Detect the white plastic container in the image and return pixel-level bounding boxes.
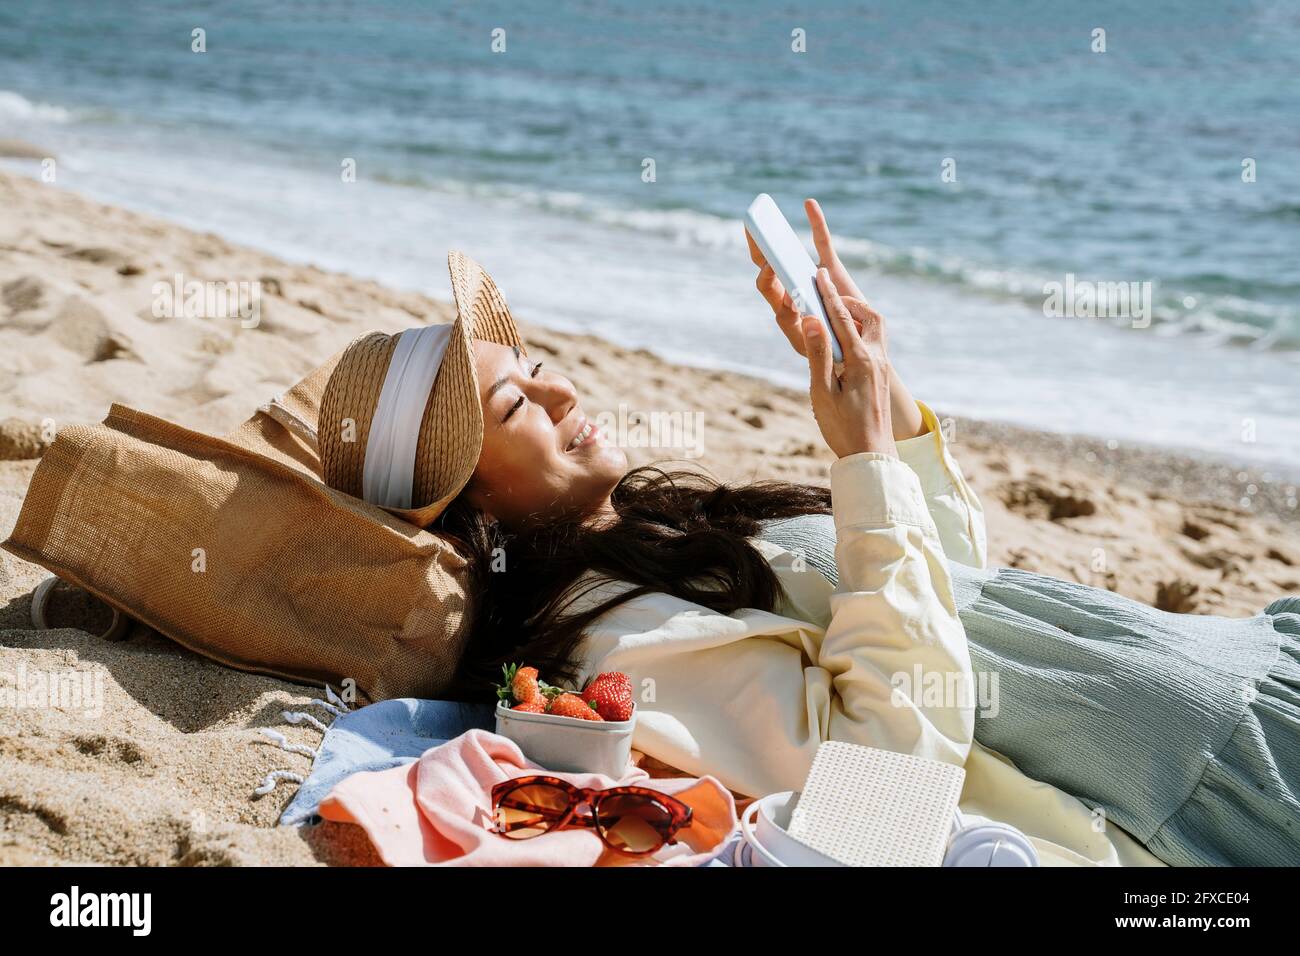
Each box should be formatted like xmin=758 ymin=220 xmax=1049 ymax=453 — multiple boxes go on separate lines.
xmin=494 ymin=702 xmax=636 ymax=778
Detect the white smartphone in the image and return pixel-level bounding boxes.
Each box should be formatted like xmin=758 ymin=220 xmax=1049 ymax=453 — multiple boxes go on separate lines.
xmin=744 ymin=193 xmax=843 ymax=363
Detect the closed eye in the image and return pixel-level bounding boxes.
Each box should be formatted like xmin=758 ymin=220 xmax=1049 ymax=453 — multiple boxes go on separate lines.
xmin=501 ymin=360 xmax=542 ymax=423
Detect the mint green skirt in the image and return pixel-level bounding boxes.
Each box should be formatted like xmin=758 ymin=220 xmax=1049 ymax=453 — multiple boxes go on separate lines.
xmin=955 ymin=570 xmax=1300 ymax=867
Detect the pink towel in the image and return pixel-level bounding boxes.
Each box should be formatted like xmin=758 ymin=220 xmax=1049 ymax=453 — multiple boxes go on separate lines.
xmin=318 ymin=729 xmax=738 ymax=866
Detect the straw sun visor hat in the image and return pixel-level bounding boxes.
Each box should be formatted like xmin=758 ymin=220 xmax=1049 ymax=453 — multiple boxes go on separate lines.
xmin=319 ymin=251 xmax=525 ymax=526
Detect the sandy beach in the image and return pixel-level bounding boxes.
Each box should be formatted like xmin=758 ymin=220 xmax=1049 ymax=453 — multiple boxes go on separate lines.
xmin=1 ymin=169 xmax=1297 ymax=865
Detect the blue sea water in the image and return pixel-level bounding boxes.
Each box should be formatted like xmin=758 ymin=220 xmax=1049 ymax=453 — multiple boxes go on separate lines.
xmin=1 ymin=0 xmax=1297 ymax=471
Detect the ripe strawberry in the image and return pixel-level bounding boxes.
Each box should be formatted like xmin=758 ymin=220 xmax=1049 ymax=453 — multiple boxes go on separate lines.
xmin=547 ymin=692 xmax=604 ymax=721
xmin=511 ymin=698 xmax=547 ymax=713
xmin=496 ymin=663 xmax=543 ymax=707
xmin=581 ymin=672 xmax=634 ymax=721
xmin=512 ymin=665 xmax=541 ymax=704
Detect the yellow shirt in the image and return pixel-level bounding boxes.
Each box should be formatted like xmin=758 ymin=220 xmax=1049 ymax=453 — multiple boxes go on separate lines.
xmin=572 ymin=402 xmax=1163 ymax=867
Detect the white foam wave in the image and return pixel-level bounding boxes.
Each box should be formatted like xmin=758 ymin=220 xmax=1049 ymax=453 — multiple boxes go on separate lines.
xmin=0 ymin=89 xmax=73 ymax=124
xmin=400 ymin=176 xmax=1296 ymax=347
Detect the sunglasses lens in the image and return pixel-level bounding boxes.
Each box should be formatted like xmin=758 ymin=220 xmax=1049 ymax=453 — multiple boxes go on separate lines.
xmin=596 ymin=794 xmax=676 ymax=853
xmin=495 ymin=783 xmax=571 ymax=840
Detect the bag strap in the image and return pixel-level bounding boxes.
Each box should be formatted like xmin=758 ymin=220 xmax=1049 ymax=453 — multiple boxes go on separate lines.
xmin=31 ymin=574 xmax=131 ymax=641
xmin=257 ymin=394 xmax=320 ymax=453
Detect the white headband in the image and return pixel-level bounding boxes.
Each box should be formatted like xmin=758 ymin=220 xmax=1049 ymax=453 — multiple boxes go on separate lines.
xmin=362 ymin=324 xmax=454 ymax=510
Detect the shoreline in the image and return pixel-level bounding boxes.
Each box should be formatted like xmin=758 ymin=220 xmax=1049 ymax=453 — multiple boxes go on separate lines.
xmin=2 ymin=151 xmax=1296 ymax=476
xmin=4 ymin=161 xmax=1297 ymax=499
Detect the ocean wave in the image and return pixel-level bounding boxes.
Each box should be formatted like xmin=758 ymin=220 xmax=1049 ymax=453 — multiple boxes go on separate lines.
xmin=375 ymin=172 xmax=749 ymax=249
xmin=395 ymin=176 xmax=1300 ymax=352
xmin=0 ymin=89 xmax=73 ymax=124
xmin=829 ymin=236 xmax=1300 ymax=351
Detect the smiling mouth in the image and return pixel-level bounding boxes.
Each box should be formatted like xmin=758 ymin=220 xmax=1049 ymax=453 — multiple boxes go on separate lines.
xmin=566 ymin=417 xmax=597 ymax=452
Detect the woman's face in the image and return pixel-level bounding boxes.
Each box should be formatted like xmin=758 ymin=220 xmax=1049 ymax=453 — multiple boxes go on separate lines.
xmin=465 ymin=339 xmax=627 ymax=528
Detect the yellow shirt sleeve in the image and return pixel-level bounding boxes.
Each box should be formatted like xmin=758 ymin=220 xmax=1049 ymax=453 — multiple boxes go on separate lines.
xmin=894 ymin=400 xmax=988 ymax=569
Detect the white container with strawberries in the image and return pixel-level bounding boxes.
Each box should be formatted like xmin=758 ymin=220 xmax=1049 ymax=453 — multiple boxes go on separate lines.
xmin=494 ymin=664 xmax=636 ymax=779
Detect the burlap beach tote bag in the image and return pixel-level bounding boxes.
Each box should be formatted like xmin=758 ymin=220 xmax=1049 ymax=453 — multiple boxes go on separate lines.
xmin=3 ymin=382 xmax=473 ymax=704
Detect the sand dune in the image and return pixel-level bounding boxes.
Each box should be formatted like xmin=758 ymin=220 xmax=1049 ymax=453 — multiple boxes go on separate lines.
xmin=0 ymin=169 xmax=1296 ymax=864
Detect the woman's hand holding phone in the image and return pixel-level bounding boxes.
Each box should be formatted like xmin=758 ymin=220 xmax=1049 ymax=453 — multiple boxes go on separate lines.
xmin=802 ymin=269 xmax=897 ymax=460
xmin=745 ymin=198 xmax=926 ymax=443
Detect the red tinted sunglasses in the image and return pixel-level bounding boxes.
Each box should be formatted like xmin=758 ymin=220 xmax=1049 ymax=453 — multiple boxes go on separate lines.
xmin=491 ymin=775 xmax=694 ymax=856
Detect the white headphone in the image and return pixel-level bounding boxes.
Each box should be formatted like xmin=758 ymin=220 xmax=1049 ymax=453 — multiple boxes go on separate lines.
xmin=942 ymin=810 xmax=1040 ymax=867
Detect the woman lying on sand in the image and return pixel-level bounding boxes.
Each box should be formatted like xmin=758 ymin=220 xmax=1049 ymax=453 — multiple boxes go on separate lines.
xmin=317 ymin=203 xmax=1299 ymax=867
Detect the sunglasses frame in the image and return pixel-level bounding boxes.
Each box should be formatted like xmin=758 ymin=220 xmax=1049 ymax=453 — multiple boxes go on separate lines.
xmin=490 ymin=774 xmax=694 ymax=856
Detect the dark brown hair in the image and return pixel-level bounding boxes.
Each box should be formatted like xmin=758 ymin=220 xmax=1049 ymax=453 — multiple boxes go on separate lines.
xmin=436 ymin=464 xmax=830 ymax=699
